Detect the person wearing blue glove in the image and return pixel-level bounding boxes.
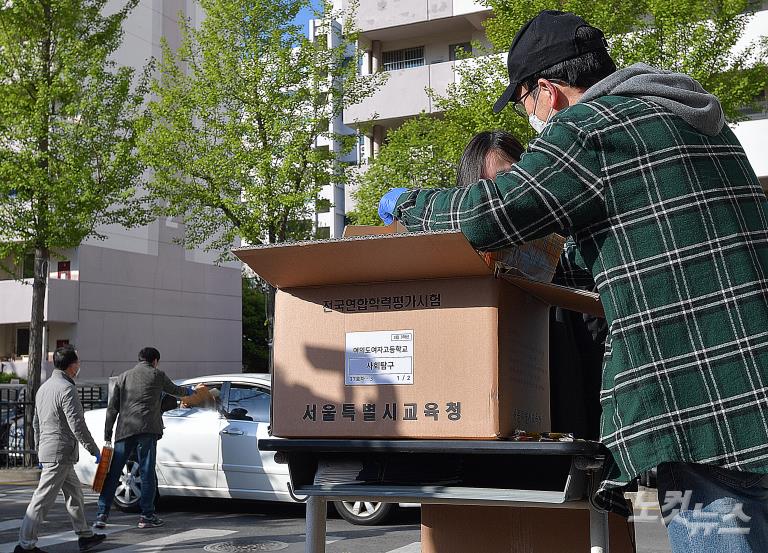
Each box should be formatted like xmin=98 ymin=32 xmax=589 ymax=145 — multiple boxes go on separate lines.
xmin=16 ymin=345 xmax=106 ymax=553
xmin=95 ymin=452 xmax=101 ymax=465
xmin=377 ymin=187 xmax=408 ymax=225
xmin=95 ymin=347 xmax=195 ymax=530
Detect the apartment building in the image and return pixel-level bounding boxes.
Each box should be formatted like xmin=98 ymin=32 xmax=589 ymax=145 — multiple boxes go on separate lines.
xmin=333 ymin=0 xmax=768 ymax=218
xmin=0 ymin=0 xmax=242 ymax=382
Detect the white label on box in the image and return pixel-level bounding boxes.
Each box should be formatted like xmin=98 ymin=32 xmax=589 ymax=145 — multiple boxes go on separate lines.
xmin=345 ymin=330 xmax=414 ymax=386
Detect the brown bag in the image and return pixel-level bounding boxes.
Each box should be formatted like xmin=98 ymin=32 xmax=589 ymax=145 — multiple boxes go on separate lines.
xmin=92 ymin=443 xmax=114 ymax=492
xmin=181 ymin=385 xmax=213 ymax=408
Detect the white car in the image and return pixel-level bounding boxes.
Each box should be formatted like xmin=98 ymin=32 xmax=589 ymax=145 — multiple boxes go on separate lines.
xmin=74 ymin=373 xmax=397 ymax=525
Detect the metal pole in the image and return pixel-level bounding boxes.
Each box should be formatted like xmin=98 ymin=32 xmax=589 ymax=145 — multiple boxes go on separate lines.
xmin=589 ymin=505 xmax=609 ymax=553
xmin=305 ymin=496 xmax=327 ymax=553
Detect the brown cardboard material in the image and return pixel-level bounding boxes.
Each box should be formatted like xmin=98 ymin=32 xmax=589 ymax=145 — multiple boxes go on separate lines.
xmin=234 ymin=230 xmax=603 ymax=439
xmin=271 ymin=277 xmax=549 ymax=438
xmin=342 ymin=222 xmax=406 ymax=237
xmin=421 ymin=504 xmax=636 ymax=553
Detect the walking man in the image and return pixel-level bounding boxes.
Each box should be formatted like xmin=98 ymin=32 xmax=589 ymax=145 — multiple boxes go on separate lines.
xmin=379 ymin=10 xmax=768 ymax=551
xmin=95 ymin=347 xmax=193 ymax=529
xmin=16 ymin=345 xmax=105 ymax=553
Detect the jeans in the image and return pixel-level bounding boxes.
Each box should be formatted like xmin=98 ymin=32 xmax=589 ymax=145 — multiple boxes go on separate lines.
xmin=97 ymin=433 xmax=158 ymax=518
xmin=657 ymin=461 xmax=768 ymax=553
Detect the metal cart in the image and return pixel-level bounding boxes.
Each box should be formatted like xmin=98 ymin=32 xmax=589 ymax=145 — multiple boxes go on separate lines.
xmin=260 ymin=438 xmax=612 ymax=553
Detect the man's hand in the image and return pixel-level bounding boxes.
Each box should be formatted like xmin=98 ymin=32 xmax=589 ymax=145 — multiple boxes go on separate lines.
xmin=95 ymin=451 xmax=101 ymax=464
xmin=378 ymin=188 xmax=408 ymax=225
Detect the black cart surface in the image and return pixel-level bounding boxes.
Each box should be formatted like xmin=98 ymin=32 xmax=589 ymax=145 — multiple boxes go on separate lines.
xmin=260 ymin=438 xmax=612 ymax=553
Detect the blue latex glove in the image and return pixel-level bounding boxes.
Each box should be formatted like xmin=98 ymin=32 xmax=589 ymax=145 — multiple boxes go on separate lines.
xmin=378 ymin=187 xmax=408 ymax=225
xmin=37 ymin=463 xmax=43 ymax=470
xmin=95 ymin=452 xmax=101 ymax=464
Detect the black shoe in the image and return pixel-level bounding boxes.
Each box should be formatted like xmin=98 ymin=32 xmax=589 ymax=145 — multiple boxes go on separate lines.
xmin=78 ymin=533 xmax=106 ymax=552
xmin=137 ymin=514 xmax=164 ymax=528
xmin=14 ymin=546 xmax=48 ymax=553
xmin=92 ymin=514 xmax=107 ymax=529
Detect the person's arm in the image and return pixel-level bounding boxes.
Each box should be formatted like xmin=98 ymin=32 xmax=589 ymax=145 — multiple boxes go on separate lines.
xmin=104 ymin=380 xmax=120 ymax=442
xmin=553 ymin=237 xmax=596 ymax=288
xmin=393 ymin=118 xmax=604 ymax=250
xmin=33 ymin=406 xmax=40 ymax=453
xmin=161 ymin=373 xmax=193 ymax=398
xmin=62 ymin=385 xmax=99 ymax=457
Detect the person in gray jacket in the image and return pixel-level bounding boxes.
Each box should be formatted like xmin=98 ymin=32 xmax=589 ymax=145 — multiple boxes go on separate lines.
xmin=94 ymin=347 xmax=193 ymax=529
xmin=15 ymin=345 xmax=105 ymax=553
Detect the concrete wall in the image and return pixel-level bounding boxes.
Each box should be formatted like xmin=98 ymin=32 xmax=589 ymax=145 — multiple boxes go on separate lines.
xmin=74 ymin=242 xmax=242 ymax=380
xmin=345 ymin=61 xmax=456 ymax=125
xmin=356 ymin=0 xmax=487 ymax=32
xmin=0 ymin=279 xmax=80 ymax=325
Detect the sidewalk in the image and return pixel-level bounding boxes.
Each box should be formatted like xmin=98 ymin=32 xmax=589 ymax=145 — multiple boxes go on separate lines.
xmin=0 ymin=468 xmax=40 ymax=485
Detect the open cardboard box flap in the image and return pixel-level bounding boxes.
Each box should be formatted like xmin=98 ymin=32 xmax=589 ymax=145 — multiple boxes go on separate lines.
xmin=234 ymin=230 xmax=604 ymax=317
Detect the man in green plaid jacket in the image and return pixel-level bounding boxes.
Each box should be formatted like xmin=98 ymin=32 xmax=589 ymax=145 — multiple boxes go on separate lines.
xmin=379 ymin=10 xmax=768 ymax=552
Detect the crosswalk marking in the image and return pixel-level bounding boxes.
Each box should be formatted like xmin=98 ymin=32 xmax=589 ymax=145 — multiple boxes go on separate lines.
xmin=0 ymin=524 xmax=130 ymax=553
xmin=0 ymin=520 xmax=20 ymax=532
xmin=105 ymin=528 xmax=237 ymax=553
xmin=385 ymin=542 xmax=421 ymax=553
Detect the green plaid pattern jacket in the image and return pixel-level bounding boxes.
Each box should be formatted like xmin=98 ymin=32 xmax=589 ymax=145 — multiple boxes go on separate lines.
xmin=394 ymin=95 xmax=768 ymax=508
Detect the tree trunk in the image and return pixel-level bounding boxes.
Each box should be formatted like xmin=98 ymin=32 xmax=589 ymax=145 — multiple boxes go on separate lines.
xmin=25 ymin=246 xmax=49 ymax=464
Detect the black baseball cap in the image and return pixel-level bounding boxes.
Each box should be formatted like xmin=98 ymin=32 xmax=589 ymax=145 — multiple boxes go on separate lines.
xmin=493 ymin=10 xmax=608 ymax=114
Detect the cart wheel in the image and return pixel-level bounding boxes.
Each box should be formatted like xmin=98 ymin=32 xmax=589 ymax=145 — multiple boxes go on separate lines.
xmin=333 ymin=500 xmax=394 ymax=525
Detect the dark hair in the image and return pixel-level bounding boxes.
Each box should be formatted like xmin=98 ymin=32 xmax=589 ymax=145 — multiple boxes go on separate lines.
xmin=138 ymin=347 xmax=161 ymax=365
xmin=521 ymin=26 xmax=616 ymax=94
xmin=53 ymin=345 xmax=78 ymax=371
xmin=456 ymin=131 xmax=525 ymax=186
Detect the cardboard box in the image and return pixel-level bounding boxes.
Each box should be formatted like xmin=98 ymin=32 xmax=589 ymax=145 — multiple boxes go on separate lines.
xmin=342 ymin=222 xmax=406 ymax=237
xmin=482 ymin=233 xmax=566 ymax=283
xmin=421 ymin=504 xmax=635 ymax=553
xmin=344 ymin=223 xmax=565 ymax=283
xmin=235 ymin=231 xmax=602 ymax=439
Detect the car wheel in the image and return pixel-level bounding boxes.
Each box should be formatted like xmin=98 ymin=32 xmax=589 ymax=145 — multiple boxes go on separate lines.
xmin=113 ymin=460 xmax=142 ymax=512
xmin=333 ymin=500 xmax=394 ymax=525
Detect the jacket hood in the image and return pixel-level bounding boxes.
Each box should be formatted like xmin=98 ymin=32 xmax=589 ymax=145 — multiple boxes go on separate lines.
xmin=579 ymin=62 xmax=725 ymax=136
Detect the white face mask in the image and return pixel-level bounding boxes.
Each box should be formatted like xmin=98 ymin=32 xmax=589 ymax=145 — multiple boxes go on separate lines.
xmin=528 ymin=88 xmax=554 ymax=134
xmin=528 ymin=112 xmax=548 ymax=133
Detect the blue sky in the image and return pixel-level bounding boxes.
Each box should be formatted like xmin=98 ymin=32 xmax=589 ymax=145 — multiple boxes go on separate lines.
xmin=293 ymin=1 xmax=323 ymax=34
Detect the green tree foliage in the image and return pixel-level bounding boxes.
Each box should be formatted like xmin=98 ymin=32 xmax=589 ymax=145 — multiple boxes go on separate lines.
xmin=351 ymin=55 xmax=534 ymax=225
xmin=0 ymin=0 xmax=148 ymax=417
xmin=353 ymin=0 xmax=767 ymax=224
xmin=486 ymin=0 xmax=768 ymax=119
xmin=242 ymin=276 xmax=269 ymax=372
xmin=138 ymin=0 xmax=385 ymax=249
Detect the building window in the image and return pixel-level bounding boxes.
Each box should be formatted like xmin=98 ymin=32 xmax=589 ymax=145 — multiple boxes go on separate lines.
xmin=316 ymin=198 xmax=331 ymax=213
xmin=16 ymin=328 xmax=30 ymax=357
xmin=315 ymin=226 xmax=331 ymax=239
xmin=22 ymin=253 xmax=35 ymax=279
xmin=57 ymin=261 xmax=71 ymax=280
xmin=286 ymin=219 xmax=313 ymax=240
xmin=382 ymin=46 xmax=424 ymax=71
xmin=449 ymin=42 xmax=472 ymax=61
